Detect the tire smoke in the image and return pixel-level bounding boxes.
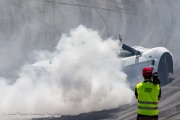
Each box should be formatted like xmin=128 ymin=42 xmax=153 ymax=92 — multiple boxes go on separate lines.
xmin=0 ymin=25 xmax=133 ymax=115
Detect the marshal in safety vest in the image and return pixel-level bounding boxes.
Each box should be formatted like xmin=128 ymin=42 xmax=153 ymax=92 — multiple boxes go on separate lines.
xmin=135 ymin=82 xmax=160 ymax=116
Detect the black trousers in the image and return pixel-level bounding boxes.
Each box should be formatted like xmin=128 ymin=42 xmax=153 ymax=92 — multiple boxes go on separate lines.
xmin=137 ymin=114 xmax=158 ymax=120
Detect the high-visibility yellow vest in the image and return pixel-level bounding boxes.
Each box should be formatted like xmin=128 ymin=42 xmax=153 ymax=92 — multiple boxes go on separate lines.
xmin=136 ymin=82 xmax=160 ymax=116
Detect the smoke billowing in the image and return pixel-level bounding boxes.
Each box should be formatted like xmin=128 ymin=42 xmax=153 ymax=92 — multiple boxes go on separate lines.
xmin=0 ymin=25 xmax=133 ymax=115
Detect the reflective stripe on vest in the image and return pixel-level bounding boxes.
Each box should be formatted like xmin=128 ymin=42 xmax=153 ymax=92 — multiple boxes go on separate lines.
xmin=138 ymin=100 xmax=158 ymax=105
xmin=138 ymin=106 xmax=158 ymax=110
xmin=136 ymin=82 xmax=160 ymax=116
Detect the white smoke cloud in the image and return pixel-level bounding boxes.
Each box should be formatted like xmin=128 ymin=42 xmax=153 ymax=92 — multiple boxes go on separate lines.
xmin=0 ymin=25 xmax=133 ymax=115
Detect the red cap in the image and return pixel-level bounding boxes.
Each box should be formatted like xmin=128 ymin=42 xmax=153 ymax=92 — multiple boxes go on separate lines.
xmin=143 ymin=67 xmax=153 ymax=78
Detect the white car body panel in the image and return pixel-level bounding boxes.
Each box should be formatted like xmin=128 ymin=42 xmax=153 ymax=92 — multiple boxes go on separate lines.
xmin=119 ymin=44 xmax=173 ymax=87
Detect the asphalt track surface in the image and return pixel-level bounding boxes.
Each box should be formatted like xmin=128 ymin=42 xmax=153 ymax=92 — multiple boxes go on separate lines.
xmin=0 ymin=0 xmax=180 ymax=120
